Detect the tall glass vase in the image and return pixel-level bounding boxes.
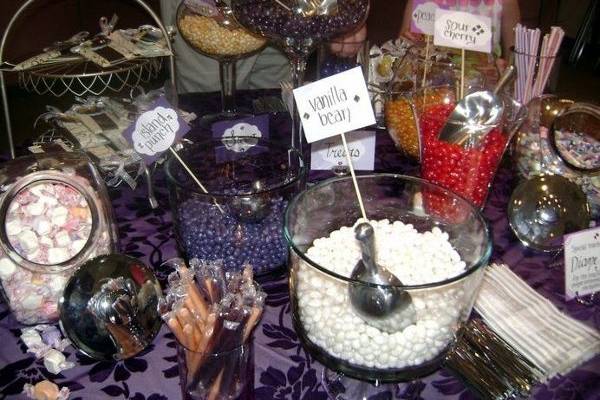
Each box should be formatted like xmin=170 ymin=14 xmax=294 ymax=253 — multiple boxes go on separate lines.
xmin=177 ymin=1 xmax=267 ymax=125
xmin=230 ymin=0 xmax=370 ymax=152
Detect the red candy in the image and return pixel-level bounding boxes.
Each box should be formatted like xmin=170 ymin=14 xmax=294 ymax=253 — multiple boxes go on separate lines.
xmin=420 ymin=104 xmax=507 ymax=210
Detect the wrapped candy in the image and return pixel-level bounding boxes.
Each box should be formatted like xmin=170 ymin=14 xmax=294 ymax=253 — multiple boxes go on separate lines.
xmin=23 ymin=381 xmax=70 ymax=400
xmin=0 ymin=153 xmax=118 ymax=325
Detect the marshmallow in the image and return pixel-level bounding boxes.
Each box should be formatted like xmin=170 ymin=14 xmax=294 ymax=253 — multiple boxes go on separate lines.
xmin=17 ymin=230 xmax=39 ymax=252
xmin=0 ymin=257 xmax=16 ymax=279
xmin=54 ymin=230 xmax=70 ymax=248
xmin=5 ymin=219 xmax=23 ymax=236
xmin=27 ymin=201 xmax=46 ymax=216
xmin=33 ymin=217 xmax=52 ymax=236
xmin=50 ymin=206 xmax=68 ymax=226
xmin=43 ymin=349 xmax=74 ymax=374
xmin=47 ymin=248 xmax=69 ymax=264
xmin=22 ymin=294 xmax=44 ymax=310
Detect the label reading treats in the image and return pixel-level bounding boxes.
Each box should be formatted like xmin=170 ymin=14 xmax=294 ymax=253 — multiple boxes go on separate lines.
xmin=311 ymin=130 xmax=375 ymax=170
xmin=433 ymin=9 xmax=492 ymax=53
xmin=122 ymin=95 xmax=190 ymax=164
xmin=564 ymin=226 xmax=600 ymax=299
xmin=293 ymin=67 xmax=375 ymax=143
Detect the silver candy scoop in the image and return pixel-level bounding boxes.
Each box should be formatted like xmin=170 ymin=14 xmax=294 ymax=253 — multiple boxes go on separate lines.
xmin=438 ymin=65 xmax=515 ymax=147
xmin=348 ymin=222 xmax=415 ymax=333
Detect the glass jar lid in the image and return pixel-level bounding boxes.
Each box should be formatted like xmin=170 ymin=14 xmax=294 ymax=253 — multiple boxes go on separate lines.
xmin=508 ymin=175 xmax=591 ymax=252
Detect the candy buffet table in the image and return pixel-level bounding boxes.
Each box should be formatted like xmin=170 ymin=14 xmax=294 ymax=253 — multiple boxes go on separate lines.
xmin=1 ymin=90 xmax=599 ymax=400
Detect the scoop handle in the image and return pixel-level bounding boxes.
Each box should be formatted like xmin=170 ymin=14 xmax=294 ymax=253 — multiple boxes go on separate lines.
xmin=355 ymin=222 xmax=378 ymax=275
xmin=493 ymin=65 xmax=515 ymax=95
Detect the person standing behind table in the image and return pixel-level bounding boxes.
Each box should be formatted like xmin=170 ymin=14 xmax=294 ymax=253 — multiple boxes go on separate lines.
xmin=400 ymin=0 xmax=521 ymax=70
xmin=160 ymin=0 xmax=290 ymax=94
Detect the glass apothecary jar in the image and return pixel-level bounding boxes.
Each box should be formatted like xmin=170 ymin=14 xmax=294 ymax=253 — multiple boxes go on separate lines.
xmin=0 ymin=152 xmax=118 ymax=324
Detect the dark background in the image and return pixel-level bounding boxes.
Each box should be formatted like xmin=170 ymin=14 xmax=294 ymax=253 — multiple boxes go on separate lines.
xmin=0 ymin=0 xmax=598 ymax=152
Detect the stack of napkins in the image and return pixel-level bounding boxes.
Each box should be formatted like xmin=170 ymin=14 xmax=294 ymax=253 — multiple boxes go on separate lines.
xmin=475 ymin=263 xmax=600 ymax=381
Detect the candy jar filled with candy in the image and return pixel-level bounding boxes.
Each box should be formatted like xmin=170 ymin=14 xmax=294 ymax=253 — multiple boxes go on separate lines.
xmin=177 ymin=0 xmax=267 ymax=123
xmin=166 ymin=138 xmax=305 ymax=279
xmin=230 ymin=0 xmax=369 ymax=150
xmin=418 ymin=85 xmax=526 ymax=209
xmin=513 ymin=97 xmax=600 ymax=216
xmin=0 ymin=152 xmax=118 ymax=324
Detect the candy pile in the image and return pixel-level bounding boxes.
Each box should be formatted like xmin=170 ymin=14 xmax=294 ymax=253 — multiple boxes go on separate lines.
xmin=420 ymin=104 xmax=508 ymax=207
xmin=231 ymin=0 xmax=369 ymax=43
xmin=21 ymin=325 xmax=75 ymax=374
xmin=161 ymin=259 xmax=265 ymax=400
xmin=294 ymin=219 xmax=470 ymax=370
xmin=554 ymin=128 xmax=600 ymax=171
xmin=6 ymin=182 xmax=92 ymax=264
xmin=178 ymin=13 xmax=265 ymax=57
xmin=175 ymin=196 xmax=288 ymax=276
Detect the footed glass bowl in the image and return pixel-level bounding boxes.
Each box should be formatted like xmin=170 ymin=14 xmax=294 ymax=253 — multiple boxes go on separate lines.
xmin=284 ymin=174 xmax=491 ymax=382
xmin=166 ymin=138 xmax=305 ymax=279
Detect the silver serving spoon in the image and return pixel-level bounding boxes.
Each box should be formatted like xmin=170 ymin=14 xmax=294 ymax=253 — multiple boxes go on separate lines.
xmin=348 ymin=222 xmax=415 ymax=333
xmin=438 ymin=65 xmax=515 ymax=147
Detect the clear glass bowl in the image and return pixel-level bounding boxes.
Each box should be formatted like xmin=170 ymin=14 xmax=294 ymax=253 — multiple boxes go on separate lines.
xmin=166 ymin=138 xmax=306 ymax=279
xmin=284 ymin=174 xmax=491 ymax=382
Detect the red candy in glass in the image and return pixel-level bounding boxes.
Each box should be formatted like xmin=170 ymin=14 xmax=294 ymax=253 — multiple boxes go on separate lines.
xmin=421 ymin=104 xmax=507 ymax=211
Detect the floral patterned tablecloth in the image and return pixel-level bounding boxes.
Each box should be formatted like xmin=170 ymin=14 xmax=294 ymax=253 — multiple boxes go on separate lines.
xmin=1 ymin=91 xmax=599 ymax=400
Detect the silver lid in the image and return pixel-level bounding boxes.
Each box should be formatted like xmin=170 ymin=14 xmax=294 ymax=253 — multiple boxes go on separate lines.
xmin=508 ymin=175 xmax=591 ymax=252
xmin=59 ymin=254 xmax=162 ymax=360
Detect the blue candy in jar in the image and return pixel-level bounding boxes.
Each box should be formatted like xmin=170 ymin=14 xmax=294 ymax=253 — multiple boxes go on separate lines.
xmin=166 ymin=138 xmax=305 ymax=278
xmin=176 ymin=195 xmax=288 ymax=275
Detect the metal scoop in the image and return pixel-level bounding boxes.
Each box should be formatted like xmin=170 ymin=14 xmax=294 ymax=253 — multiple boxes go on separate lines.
xmin=348 ymin=222 xmax=415 ymax=333
xmin=438 ymin=65 xmax=515 ymax=147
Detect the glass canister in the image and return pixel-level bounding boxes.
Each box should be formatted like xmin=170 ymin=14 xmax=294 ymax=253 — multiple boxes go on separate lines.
xmin=0 ymin=152 xmax=118 ymax=324
xmin=513 ymin=96 xmax=600 ymax=217
xmin=166 ymin=138 xmax=306 ymax=279
xmin=417 ymin=85 xmax=526 ymax=208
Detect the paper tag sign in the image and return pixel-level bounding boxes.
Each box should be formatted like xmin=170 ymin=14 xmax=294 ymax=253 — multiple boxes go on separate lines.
xmin=211 ymin=114 xmax=269 ymax=140
xmin=311 ymin=130 xmax=375 ymax=171
xmin=122 ymin=96 xmax=190 ymax=164
xmin=433 ymin=9 xmax=492 ymax=53
xmin=564 ymin=226 xmax=600 ymax=299
xmin=411 ymin=0 xmax=446 ymax=35
xmin=293 ymin=67 xmax=375 ymax=143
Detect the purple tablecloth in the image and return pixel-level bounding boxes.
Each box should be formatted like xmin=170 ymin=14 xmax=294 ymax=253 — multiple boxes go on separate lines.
xmin=1 ymin=90 xmax=599 ymax=400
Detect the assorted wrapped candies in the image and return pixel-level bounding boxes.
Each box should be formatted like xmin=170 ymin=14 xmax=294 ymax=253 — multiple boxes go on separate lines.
xmin=0 ymin=152 xmax=118 ymax=324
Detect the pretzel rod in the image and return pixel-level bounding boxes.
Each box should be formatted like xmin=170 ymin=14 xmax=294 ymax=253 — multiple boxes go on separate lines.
xmin=186 ymin=283 xmax=210 ymax=321
xmin=243 ymin=306 xmax=263 ymax=342
xmin=167 ymin=317 xmax=189 ymax=348
xmin=207 ymin=369 xmax=224 ymax=400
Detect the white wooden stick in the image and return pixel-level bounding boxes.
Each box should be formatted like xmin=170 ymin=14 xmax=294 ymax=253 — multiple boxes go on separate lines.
xmin=340 ymin=132 xmax=367 ymax=221
xmin=169 ymin=147 xmax=225 ymax=213
xmin=422 ymin=35 xmax=431 ymax=88
xmin=460 ymin=49 xmax=465 ymax=99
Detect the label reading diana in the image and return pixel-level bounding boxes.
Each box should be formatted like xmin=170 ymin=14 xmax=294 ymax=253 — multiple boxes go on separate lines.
xmin=293 ymin=67 xmax=375 ymax=143
xmin=122 ymin=96 xmax=190 ymax=164
xmin=564 ymin=226 xmax=600 ymax=299
xmin=433 ymin=9 xmax=492 ymax=53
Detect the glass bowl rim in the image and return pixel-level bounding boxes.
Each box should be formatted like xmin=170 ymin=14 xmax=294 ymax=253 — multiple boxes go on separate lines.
xmin=165 ymin=137 xmax=307 ymax=198
xmin=283 ymin=173 xmax=492 ymax=290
